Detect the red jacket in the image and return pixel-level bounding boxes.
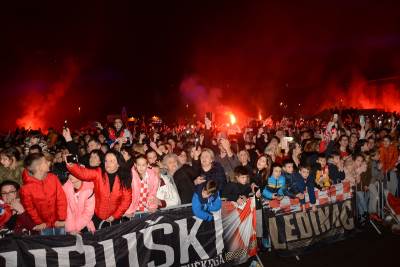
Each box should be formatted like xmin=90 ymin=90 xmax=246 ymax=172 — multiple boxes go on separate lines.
xmin=20 ymin=170 xmax=67 ymax=227
xmin=67 ymin=164 xmax=132 ymax=220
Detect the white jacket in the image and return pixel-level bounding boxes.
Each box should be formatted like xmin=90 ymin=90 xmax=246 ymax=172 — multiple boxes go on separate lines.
xmin=157 ymin=173 xmax=181 ymax=207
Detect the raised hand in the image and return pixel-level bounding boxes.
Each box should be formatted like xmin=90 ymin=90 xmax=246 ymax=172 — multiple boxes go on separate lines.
xmin=62 ymin=127 xmax=72 ymax=142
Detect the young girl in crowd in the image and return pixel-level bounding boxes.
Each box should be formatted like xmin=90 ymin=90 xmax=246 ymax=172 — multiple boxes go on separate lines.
xmin=250 ymin=154 xmax=271 ymax=248
xmin=124 ymin=155 xmax=159 ymax=219
xmin=63 ymin=173 xmax=95 ymax=234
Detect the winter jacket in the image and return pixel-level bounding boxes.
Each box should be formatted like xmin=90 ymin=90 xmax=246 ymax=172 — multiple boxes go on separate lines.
xmin=20 ymin=170 xmax=67 ymax=227
xmin=262 ymin=175 xmax=286 ymax=200
xmin=193 ymin=160 xmax=227 ymax=192
xmin=63 ymin=180 xmax=95 ymax=233
xmin=192 ymin=189 xmax=221 ymax=221
xmin=282 ymin=171 xmax=297 ymax=198
xmin=67 ymin=164 xmax=132 ymax=220
xmin=222 ymin=182 xmax=252 ymax=201
xmin=124 ymin=168 xmax=159 ymax=215
xmin=174 ymin=164 xmax=197 ymax=204
xmin=379 ymin=144 xmax=398 ymax=173
xmin=157 ymin=173 xmax=181 ymax=208
xmin=292 ymin=172 xmax=316 ymax=204
xmin=328 ymin=163 xmax=345 ymax=184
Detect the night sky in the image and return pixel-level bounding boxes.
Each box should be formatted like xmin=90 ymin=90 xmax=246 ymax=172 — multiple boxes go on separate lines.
xmin=1 ymin=1 xmax=400 ymax=130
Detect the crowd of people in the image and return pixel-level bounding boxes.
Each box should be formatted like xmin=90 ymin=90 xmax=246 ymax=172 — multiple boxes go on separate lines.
xmin=0 ymin=111 xmax=399 ymax=242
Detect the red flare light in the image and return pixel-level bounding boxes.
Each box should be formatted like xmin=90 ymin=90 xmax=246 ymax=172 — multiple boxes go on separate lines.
xmin=229 ymin=113 xmax=237 ymax=125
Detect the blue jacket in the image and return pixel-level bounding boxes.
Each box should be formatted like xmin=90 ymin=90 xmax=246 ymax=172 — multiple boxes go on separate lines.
xmin=292 ymin=172 xmax=316 ymax=204
xmin=282 ymin=171 xmax=297 ymax=198
xmin=192 ymin=191 xmax=222 ymax=221
xmin=262 ymin=175 xmax=286 ymax=200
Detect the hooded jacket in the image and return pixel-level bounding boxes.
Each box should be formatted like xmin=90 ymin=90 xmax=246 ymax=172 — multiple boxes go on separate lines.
xmin=67 ymin=164 xmax=132 ymax=220
xmin=63 ymin=180 xmax=95 ymax=233
xmin=192 ymin=186 xmax=221 ymax=221
xmin=262 ymin=175 xmax=286 ymax=200
xmin=20 ymin=170 xmax=67 ymax=227
xmin=292 ymin=172 xmax=316 ymax=204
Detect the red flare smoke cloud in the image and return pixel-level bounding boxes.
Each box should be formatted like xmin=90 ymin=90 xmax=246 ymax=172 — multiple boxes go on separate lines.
xmin=16 ymin=60 xmax=80 ymax=130
xmin=316 ymin=75 xmax=400 ymax=113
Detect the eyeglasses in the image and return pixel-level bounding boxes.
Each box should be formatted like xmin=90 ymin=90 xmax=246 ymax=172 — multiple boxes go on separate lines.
xmin=1 ymin=191 xmax=17 ymax=196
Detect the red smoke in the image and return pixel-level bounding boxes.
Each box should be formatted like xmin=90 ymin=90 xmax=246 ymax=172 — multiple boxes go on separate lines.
xmin=16 ymin=60 xmax=80 ymax=130
xmin=315 ymin=74 xmax=400 ymax=113
xmin=180 ymin=76 xmax=247 ymax=126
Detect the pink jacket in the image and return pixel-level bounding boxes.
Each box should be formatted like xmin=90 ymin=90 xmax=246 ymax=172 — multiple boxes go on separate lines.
xmin=63 ymin=180 xmax=95 ymax=233
xmin=125 ymin=167 xmax=159 ymax=215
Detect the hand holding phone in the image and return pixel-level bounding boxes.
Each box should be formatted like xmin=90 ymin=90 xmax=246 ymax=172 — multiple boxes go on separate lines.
xmin=66 ymin=154 xmax=78 ymax=164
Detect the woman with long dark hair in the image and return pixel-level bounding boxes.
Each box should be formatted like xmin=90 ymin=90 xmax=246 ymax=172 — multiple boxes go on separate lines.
xmin=66 ymin=150 xmax=132 ymax=229
xmin=250 ymin=154 xmax=272 ymax=250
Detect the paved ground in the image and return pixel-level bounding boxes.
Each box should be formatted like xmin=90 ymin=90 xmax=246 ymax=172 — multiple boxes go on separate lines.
xmin=239 ymin=223 xmax=400 ymax=267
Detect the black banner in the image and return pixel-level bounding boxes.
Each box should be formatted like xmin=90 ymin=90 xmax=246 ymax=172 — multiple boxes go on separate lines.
xmin=0 ymin=207 xmax=226 ymax=267
xmin=264 ymin=199 xmax=355 ymax=256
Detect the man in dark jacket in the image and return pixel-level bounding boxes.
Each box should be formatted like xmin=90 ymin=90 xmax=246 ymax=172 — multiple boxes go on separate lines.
xmin=174 ymin=164 xmax=197 ymax=204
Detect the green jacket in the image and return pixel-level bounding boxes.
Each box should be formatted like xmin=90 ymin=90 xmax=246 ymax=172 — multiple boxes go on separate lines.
xmin=0 ymin=161 xmax=24 ymax=184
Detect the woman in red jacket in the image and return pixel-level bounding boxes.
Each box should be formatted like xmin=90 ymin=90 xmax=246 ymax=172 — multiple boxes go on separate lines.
xmin=66 ymin=150 xmax=132 ymax=229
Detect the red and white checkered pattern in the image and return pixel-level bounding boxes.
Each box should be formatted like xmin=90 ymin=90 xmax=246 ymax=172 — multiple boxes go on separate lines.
xmin=221 ymin=197 xmax=257 ymax=265
xmin=266 ymin=181 xmax=352 ymax=213
xmin=138 ymin=178 xmax=149 ymax=212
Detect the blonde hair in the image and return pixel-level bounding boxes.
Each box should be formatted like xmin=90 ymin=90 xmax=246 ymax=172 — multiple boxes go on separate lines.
xmin=201 ymin=148 xmax=215 ymax=161
xmin=133 ymin=144 xmax=145 ymax=155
